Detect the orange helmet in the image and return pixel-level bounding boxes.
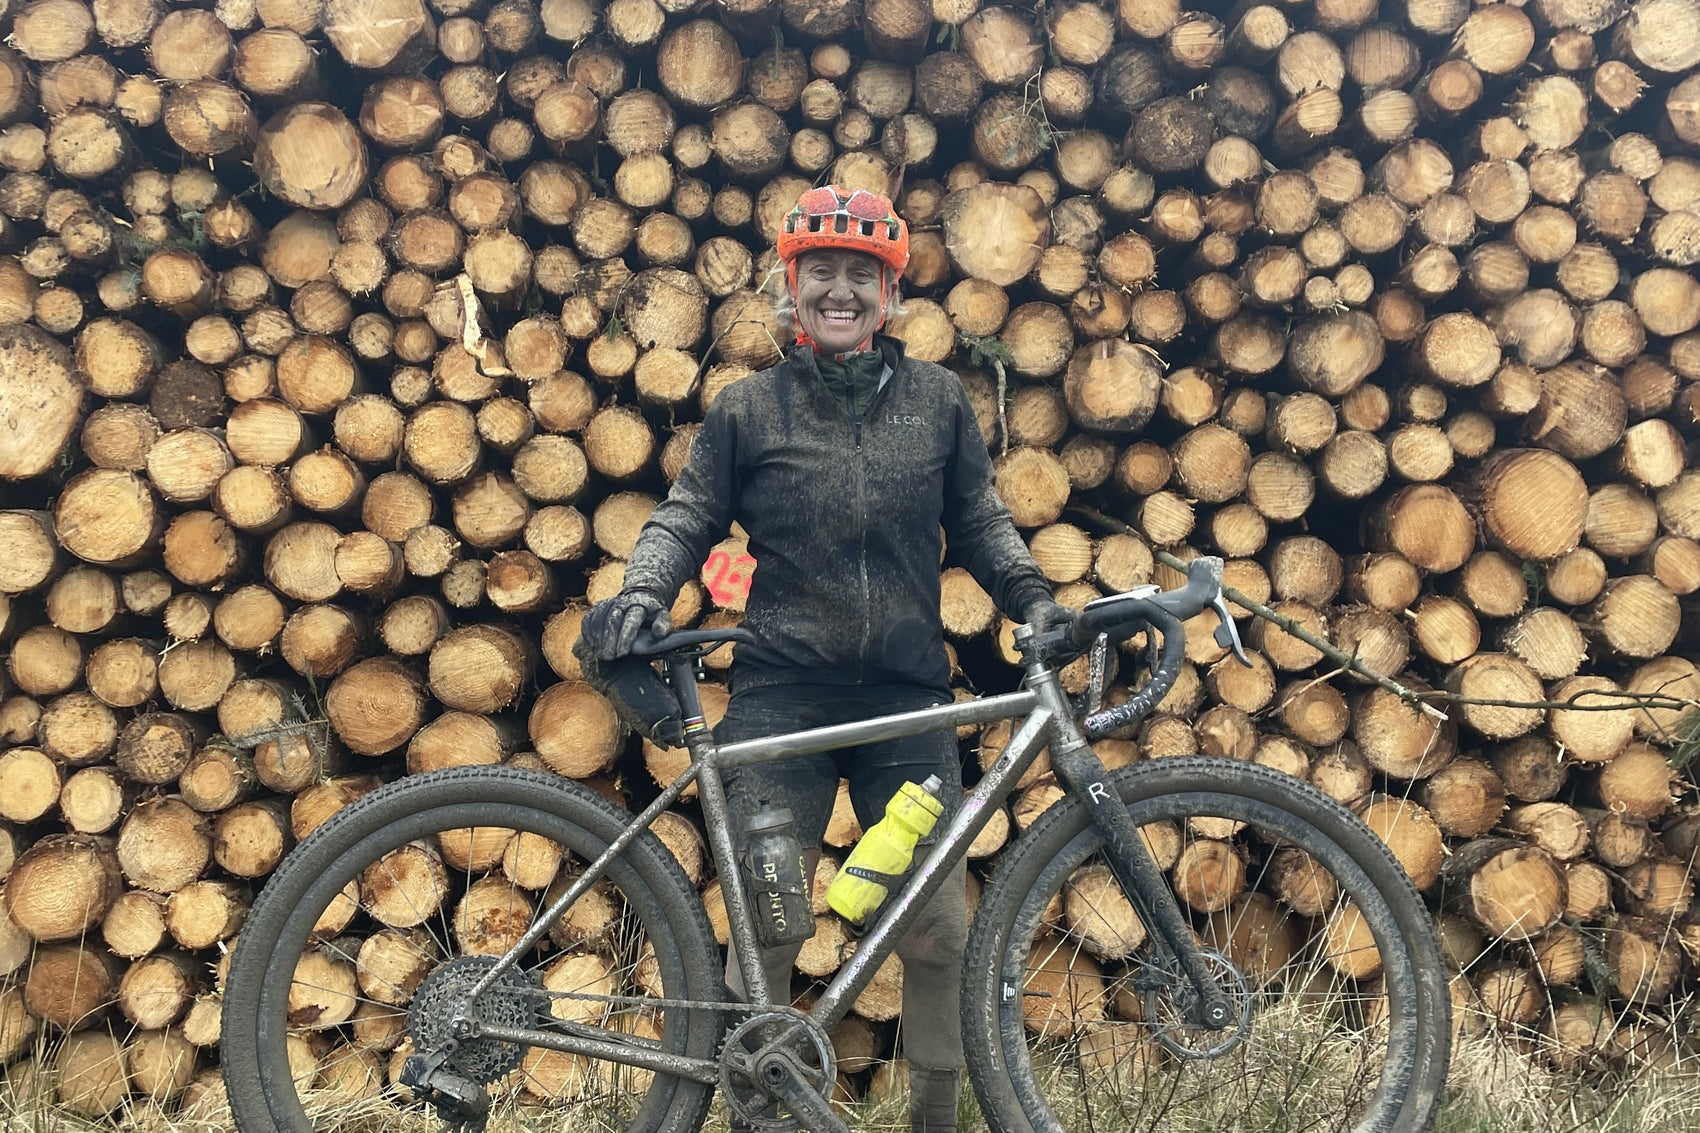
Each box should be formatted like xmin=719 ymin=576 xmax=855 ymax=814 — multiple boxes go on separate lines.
xmin=777 ymin=186 xmax=911 ymax=284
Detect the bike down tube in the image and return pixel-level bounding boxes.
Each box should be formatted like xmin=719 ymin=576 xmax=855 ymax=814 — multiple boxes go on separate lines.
xmin=1025 ymin=657 xmax=1234 ymax=1029
xmin=708 ymin=688 xmax=1039 ymax=1008
xmin=809 ymin=703 xmax=1057 ymax=1031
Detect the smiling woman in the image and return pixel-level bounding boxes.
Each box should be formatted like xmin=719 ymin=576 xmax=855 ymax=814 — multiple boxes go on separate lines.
xmin=777 ymin=185 xmax=912 ymax=354
xmin=577 ymin=181 xmax=1076 ymax=1133
xmin=793 ymin=249 xmax=887 ymax=355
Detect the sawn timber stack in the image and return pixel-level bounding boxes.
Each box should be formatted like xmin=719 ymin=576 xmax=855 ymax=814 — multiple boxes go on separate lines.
xmin=1 ymin=0 xmax=1699 ymax=1114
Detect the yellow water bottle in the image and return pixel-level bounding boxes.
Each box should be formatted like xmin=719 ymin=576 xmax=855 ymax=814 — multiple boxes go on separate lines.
xmin=826 ymin=775 xmax=945 ymax=927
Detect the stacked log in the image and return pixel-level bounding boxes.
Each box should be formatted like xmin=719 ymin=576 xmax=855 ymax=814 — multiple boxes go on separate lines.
xmin=0 ymin=0 xmax=1698 ymax=1111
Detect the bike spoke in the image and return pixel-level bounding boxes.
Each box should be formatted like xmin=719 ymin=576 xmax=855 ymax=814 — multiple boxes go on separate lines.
xmin=236 ymin=783 xmax=706 ymax=1131
xmin=998 ymin=796 xmax=1418 ymax=1133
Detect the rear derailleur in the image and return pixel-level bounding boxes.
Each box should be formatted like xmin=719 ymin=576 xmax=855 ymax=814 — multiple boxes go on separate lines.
xmin=398 ymin=1042 xmax=491 ymax=1133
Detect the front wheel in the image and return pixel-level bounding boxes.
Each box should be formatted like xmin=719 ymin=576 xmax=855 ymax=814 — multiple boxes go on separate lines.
xmin=963 ymin=757 xmax=1450 ymax=1133
xmin=220 ymin=766 xmax=726 ymax=1133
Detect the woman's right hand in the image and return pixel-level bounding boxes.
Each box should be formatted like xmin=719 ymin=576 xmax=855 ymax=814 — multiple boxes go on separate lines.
xmin=580 ymin=590 xmax=673 ymax=660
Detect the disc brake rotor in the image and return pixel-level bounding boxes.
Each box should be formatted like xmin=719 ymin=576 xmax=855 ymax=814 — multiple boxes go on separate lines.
xmin=1142 ymin=948 xmax=1253 ymax=1060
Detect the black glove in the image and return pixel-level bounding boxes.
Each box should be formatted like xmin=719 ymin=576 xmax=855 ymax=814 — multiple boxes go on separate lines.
xmin=581 ymin=590 xmax=672 ymax=661
xmin=1024 ymin=597 xmax=1081 ymax=641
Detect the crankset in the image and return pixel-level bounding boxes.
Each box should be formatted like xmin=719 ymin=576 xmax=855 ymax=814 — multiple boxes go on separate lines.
xmin=719 ymin=1008 xmax=845 ymax=1133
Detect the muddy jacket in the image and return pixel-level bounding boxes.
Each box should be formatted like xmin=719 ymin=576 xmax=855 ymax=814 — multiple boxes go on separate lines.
xmin=622 ymin=336 xmax=1053 ymax=694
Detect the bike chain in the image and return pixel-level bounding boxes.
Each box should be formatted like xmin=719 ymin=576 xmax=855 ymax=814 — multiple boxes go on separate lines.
xmin=467 ymin=980 xmax=802 ymax=1021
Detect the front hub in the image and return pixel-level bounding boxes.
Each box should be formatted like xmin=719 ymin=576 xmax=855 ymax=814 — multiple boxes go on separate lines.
xmin=1142 ymin=947 xmax=1254 ymax=1060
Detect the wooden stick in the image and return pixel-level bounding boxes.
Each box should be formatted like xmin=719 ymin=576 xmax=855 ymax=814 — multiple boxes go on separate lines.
xmin=1070 ymin=504 xmax=1450 ymax=720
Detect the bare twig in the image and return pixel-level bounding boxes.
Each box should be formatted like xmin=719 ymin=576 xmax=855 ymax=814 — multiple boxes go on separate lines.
xmin=1436 ymin=689 xmax=1699 ymax=713
xmin=690 ymin=258 xmax=788 ymax=387
xmin=213 ymin=715 xmax=330 ymax=751
xmin=1067 ymin=505 xmax=1452 ymax=721
xmin=1067 ymin=505 xmax=1700 ymax=727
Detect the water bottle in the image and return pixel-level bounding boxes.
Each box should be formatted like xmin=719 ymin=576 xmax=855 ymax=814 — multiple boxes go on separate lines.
xmin=826 ymin=775 xmax=945 ymax=928
xmin=743 ymin=806 xmax=815 ymax=948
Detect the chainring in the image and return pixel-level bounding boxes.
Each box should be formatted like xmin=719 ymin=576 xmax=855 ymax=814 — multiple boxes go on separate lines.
xmin=409 ymin=955 xmax=544 ymax=1084
xmin=718 ymin=1009 xmax=837 ymax=1133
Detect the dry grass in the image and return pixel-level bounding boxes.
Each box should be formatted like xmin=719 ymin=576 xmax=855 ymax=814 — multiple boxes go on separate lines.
xmin=4 ymin=1041 xmax=1699 ymax=1133
xmin=1437 ymin=1035 xmax=1700 ymax=1133
xmin=2 ymin=1014 xmax=1699 ymax=1133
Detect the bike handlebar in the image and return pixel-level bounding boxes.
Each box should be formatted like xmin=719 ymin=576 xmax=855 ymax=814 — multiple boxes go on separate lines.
xmin=626 ymin=558 xmax=1247 ymax=743
xmin=1039 ymin=556 xmax=1250 ymax=741
xmin=1070 ymin=555 xmax=1225 ymax=647
xmin=1078 ymin=602 xmax=1187 ymax=739
xmin=630 ymin=625 xmax=758 ymax=659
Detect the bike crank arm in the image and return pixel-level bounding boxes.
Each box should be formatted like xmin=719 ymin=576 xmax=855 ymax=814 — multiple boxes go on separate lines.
xmin=760 ymin=1050 xmax=851 ymax=1133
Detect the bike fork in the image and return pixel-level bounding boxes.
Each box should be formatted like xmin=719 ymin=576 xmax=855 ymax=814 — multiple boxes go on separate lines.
xmin=1026 ymin=665 xmax=1235 ymax=1031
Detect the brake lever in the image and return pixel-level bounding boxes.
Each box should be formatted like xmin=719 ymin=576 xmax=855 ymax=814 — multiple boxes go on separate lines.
xmin=1209 ymin=590 xmax=1253 ymax=667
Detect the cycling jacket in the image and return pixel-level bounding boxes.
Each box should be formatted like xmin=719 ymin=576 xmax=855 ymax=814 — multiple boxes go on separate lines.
xmin=622 ymin=336 xmax=1053 ymax=694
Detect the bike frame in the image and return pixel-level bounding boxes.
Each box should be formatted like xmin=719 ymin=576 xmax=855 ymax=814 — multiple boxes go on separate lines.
xmin=461 ymin=628 xmax=1228 ymax=1085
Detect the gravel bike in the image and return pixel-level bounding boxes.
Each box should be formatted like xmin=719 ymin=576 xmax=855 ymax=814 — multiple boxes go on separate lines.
xmin=221 ymin=556 xmax=1451 ymax=1133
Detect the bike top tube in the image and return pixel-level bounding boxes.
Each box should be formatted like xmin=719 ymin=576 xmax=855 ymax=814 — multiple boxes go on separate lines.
xmin=710 ymin=687 xmax=1040 ymax=770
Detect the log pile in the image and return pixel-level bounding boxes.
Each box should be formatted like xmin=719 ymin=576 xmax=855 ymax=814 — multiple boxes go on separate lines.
xmin=0 ymin=0 xmax=1699 ymax=1112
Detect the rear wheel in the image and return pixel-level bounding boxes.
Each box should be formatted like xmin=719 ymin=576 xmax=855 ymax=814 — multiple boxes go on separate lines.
xmin=964 ymin=757 xmax=1449 ymax=1133
xmin=221 ymin=766 xmax=725 ymax=1133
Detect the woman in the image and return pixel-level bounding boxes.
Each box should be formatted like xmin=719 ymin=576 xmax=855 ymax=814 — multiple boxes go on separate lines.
xmin=581 ymin=185 xmax=1075 ymax=1132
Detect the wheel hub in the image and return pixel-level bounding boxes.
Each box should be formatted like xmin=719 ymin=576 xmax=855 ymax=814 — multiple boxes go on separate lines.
xmin=719 ymin=1009 xmax=836 ymax=1132
xmin=1142 ymin=948 xmax=1253 ymax=1060
xmin=410 ymin=955 xmax=543 ymax=1084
